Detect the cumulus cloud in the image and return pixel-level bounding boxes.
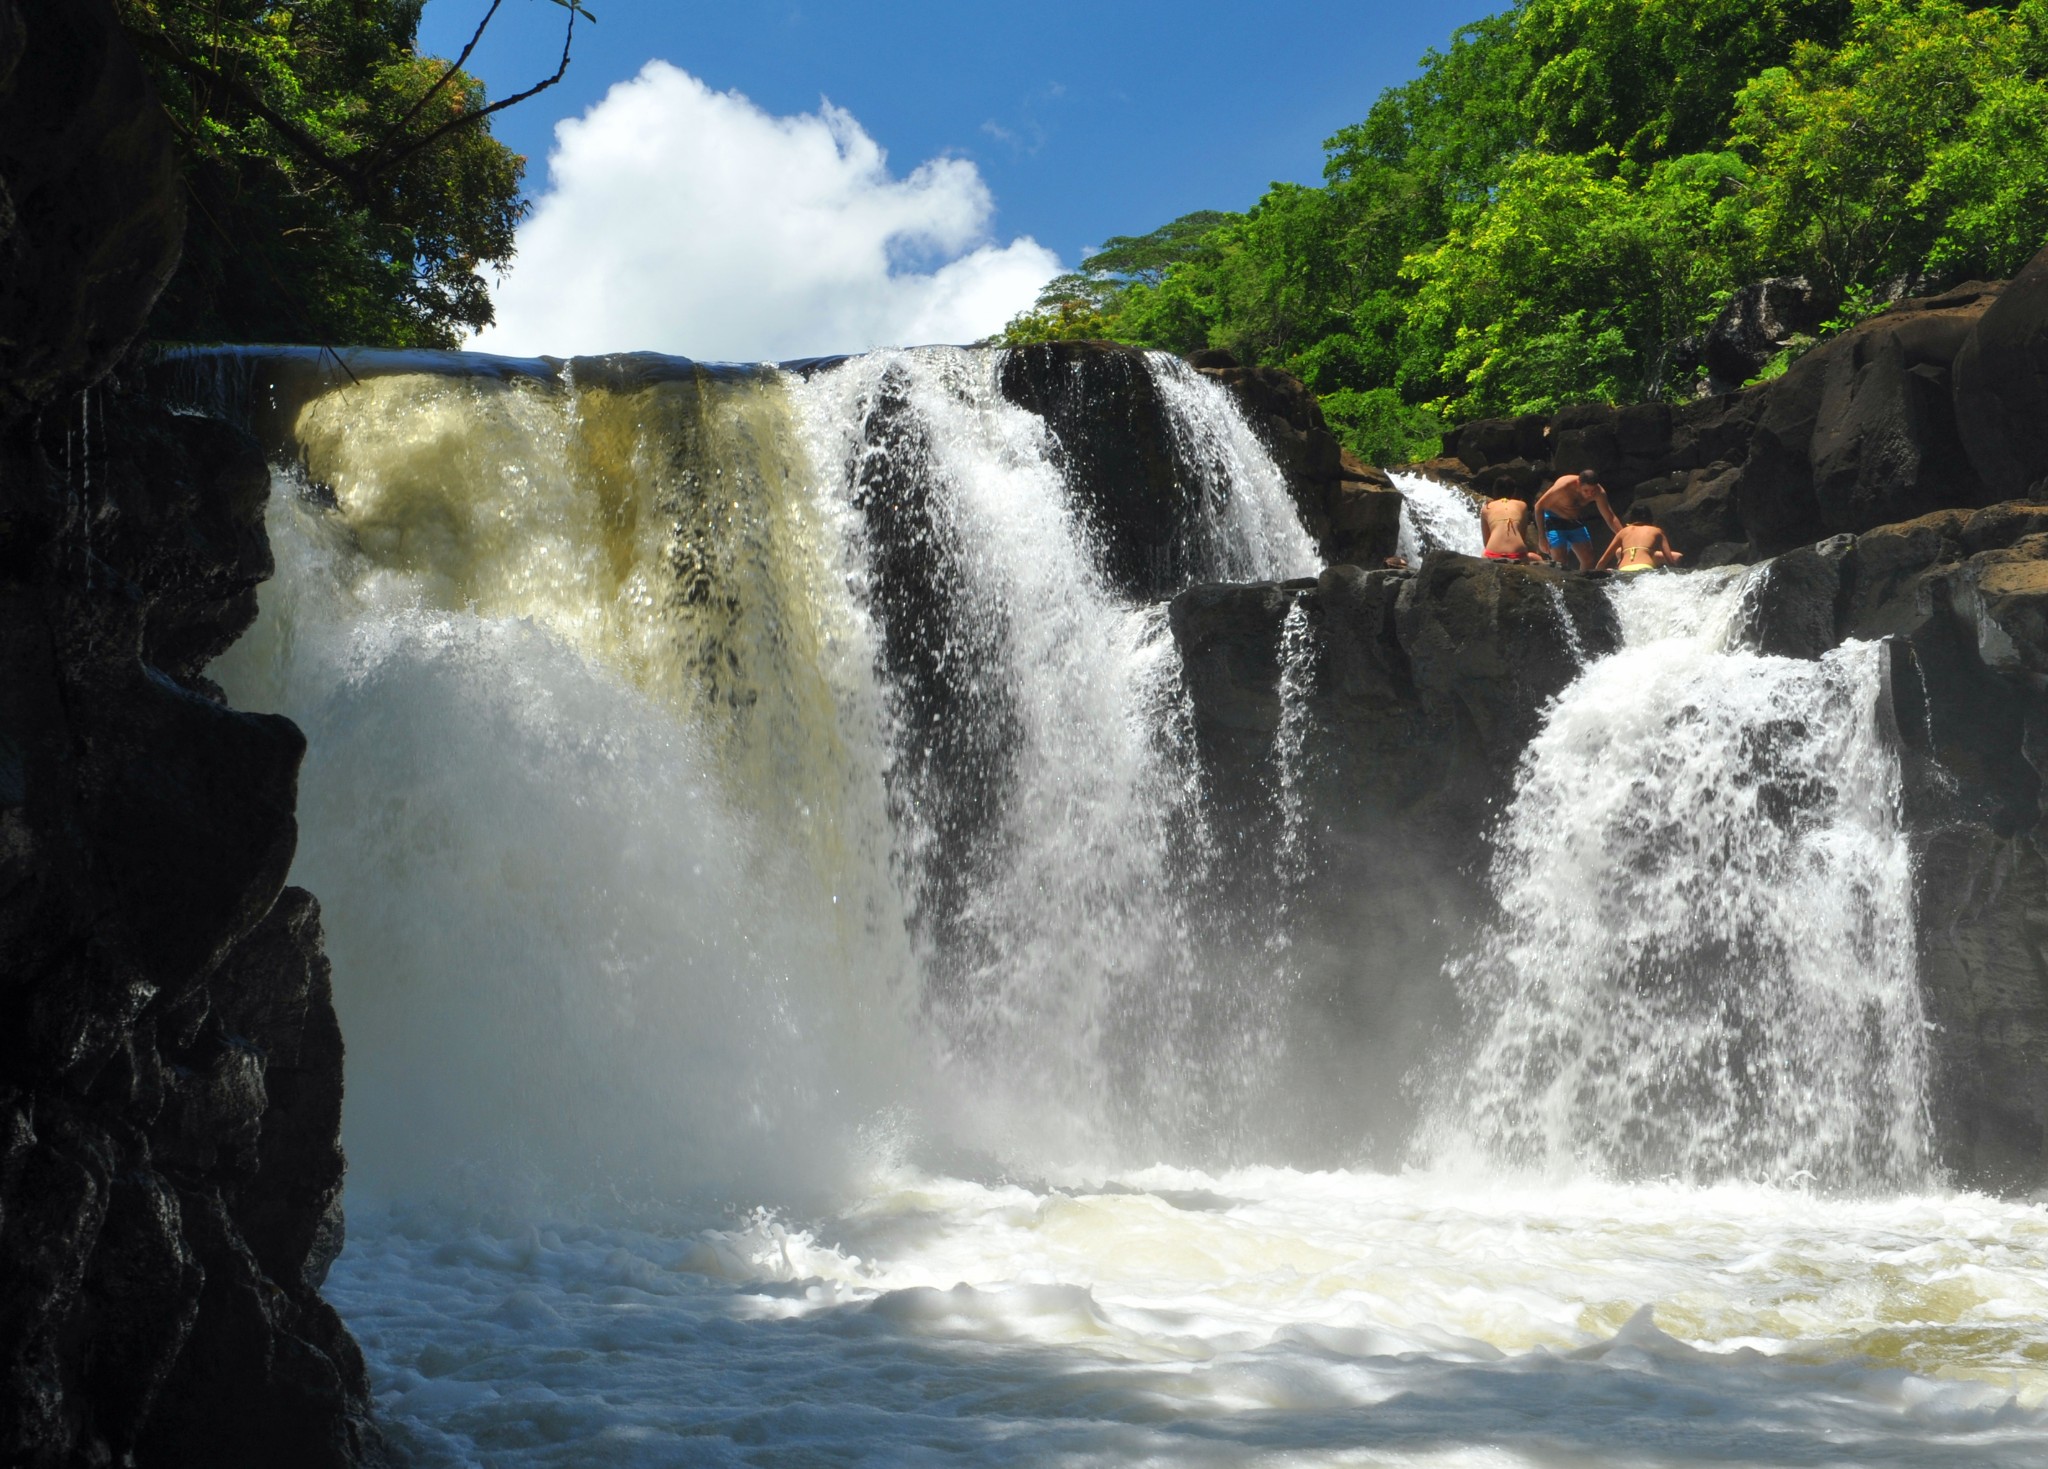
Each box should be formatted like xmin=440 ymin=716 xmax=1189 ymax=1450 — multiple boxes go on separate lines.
xmin=472 ymin=62 xmax=1062 ymax=361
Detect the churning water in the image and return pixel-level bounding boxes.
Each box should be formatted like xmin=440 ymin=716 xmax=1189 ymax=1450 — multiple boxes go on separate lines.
xmin=1392 ymin=471 xmax=1483 ymax=559
xmin=206 ymin=348 xmax=2048 ymax=1465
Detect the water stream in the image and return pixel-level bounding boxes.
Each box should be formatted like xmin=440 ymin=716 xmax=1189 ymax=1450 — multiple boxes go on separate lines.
xmin=205 ymin=348 xmax=2047 ymax=1466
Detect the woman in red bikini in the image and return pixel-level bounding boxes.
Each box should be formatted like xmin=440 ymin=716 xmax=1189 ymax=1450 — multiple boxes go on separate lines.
xmin=1480 ymin=491 xmax=1545 ymax=562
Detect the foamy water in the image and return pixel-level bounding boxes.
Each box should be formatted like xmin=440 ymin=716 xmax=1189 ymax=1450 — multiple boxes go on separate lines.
xmin=1393 ymin=472 xmax=1483 ymax=559
xmin=335 ymin=1165 xmax=2048 ymax=1466
xmin=195 ymin=346 xmax=2048 ymax=1467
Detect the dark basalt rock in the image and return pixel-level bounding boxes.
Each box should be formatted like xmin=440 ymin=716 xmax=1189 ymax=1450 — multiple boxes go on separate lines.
xmin=1953 ymin=247 xmax=2048 ymax=502
xmin=0 ymin=2 xmax=377 ymax=1462
xmin=1701 ymin=275 xmax=1825 ymax=393
xmin=1170 ymin=554 xmax=1618 ymax=1157
xmin=996 ymin=340 xmax=1192 ymax=596
xmin=1433 ymin=264 xmax=2048 ymax=558
xmin=995 ymin=342 xmax=1401 ymax=585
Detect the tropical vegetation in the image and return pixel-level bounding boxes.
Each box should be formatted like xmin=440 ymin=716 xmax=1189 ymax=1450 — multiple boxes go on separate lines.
xmin=117 ymin=0 xmax=588 ymax=347
xmin=1003 ymin=0 xmax=2048 ymax=463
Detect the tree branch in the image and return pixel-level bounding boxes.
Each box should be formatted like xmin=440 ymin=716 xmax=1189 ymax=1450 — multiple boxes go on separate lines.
xmin=126 ymin=0 xmax=590 ymax=200
xmin=367 ymin=6 xmax=578 ymax=179
xmin=375 ymin=0 xmax=506 ymax=158
xmin=125 ymin=25 xmax=370 ymax=198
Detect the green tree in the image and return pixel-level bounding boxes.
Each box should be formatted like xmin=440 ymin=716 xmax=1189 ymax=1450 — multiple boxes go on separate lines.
xmin=1518 ymin=0 xmax=1851 ymax=160
xmin=118 ymin=0 xmax=589 ymax=347
xmin=1732 ymin=0 xmax=2048 ymax=295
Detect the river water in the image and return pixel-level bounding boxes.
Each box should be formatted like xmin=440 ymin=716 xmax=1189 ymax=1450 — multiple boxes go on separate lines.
xmin=206 ymin=347 xmax=2048 ymax=1466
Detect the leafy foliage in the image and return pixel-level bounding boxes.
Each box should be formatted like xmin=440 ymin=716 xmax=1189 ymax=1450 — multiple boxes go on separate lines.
xmin=1005 ymin=0 xmax=2048 ymax=459
xmin=120 ymin=0 xmax=584 ymax=347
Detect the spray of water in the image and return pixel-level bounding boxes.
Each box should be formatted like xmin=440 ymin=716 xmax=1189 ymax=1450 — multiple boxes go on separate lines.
xmin=213 ymin=346 xmax=1324 ymax=1201
xmin=1393 ymin=470 xmax=1484 ymax=560
xmin=1422 ymin=568 xmax=1931 ymax=1188
xmin=213 ymin=367 xmax=922 ymax=1207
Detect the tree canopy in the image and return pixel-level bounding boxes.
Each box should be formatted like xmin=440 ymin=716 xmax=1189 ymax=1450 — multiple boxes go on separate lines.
xmin=1005 ymin=0 xmax=2048 ymax=464
xmin=119 ymin=0 xmax=588 ymax=347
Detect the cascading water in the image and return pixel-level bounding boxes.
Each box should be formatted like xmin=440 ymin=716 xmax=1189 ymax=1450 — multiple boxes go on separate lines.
xmin=198 ymin=347 xmax=2048 ymax=1466
xmin=1423 ymin=568 xmax=1932 ymax=1188
xmin=1393 ymin=469 xmax=1483 ymax=558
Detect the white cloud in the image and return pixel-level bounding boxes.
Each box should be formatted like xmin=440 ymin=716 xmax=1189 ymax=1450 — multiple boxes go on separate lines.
xmin=472 ymin=62 xmax=1062 ymax=361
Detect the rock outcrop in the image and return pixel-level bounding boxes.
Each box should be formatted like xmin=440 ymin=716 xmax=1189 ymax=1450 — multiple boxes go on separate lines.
xmin=1433 ymin=251 xmax=2048 ymax=561
xmin=1175 ymin=513 xmax=2048 ymax=1191
xmin=1170 ymin=554 xmax=1618 ymax=1157
xmin=0 ymin=3 xmax=376 ymax=1463
xmin=1700 ymin=276 xmax=1825 ymax=393
xmin=997 ymin=341 xmax=1400 ymax=583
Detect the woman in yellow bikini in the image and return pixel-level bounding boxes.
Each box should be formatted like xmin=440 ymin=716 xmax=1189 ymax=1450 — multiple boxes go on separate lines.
xmin=1596 ymin=502 xmax=1684 ymax=574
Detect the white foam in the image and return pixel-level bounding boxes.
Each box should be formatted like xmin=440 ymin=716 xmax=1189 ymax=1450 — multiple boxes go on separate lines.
xmin=1425 ymin=568 xmax=1931 ymax=1187
xmin=330 ymin=1165 xmax=2048 ymax=1466
xmin=1393 ymin=471 xmax=1484 ymax=559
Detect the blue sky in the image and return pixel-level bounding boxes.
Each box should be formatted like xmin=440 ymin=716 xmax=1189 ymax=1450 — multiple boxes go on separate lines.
xmin=424 ymin=1 xmax=1495 ymax=263
xmin=424 ymin=0 xmax=1498 ymax=359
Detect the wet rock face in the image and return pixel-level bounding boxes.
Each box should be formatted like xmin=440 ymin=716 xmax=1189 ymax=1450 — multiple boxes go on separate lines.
xmin=996 ymin=342 xmax=1400 ymax=582
xmin=1438 ymin=253 xmax=2048 ymax=559
xmin=1 ymin=389 xmax=380 ymax=1469
xmin=1169 ymin=554 xmax=1619 ymax=1154
xmin=0 ymin=3 xmax=377 ymax=1463
xmin=1177 ymin=521 xmax=2048 ymax=1191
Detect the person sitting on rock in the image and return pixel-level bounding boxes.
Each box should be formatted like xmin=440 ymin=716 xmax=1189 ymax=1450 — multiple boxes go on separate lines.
xmin=1534 ymin=468 xmax=1622 ymax=570
xmin=1480 ymin=490 xmax=1544 ymax=562
xmin=1596 ymin=502 xmax=1685 ymax=574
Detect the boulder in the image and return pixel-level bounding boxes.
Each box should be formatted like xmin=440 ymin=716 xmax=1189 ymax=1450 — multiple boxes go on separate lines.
xmin=1953 ymin=243 xmax=2048 ymax=501
xmin=1701 ymin=276 xmax=1825 ymax=392
xmin=1632 ymin=461 xmax=1743 ymax=557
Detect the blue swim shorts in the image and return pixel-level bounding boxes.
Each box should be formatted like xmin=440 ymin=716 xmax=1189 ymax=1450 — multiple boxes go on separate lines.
xmin=1543 ymin=516 xmax=1594 ymax=549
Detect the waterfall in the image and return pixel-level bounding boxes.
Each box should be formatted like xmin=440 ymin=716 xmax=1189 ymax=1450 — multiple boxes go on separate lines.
xmin=1393 ymin=470 xmax=1483 ymax=558
xmin=1147 ymin=356 xmax=1323 ymax=580
xmin=208 ymin=344 xmax=1319 ymax=1196
xmin=1271 ymin=597 xmax=1320 ymax=887
xmin=1423 ymin=568 xmax=1931 ymax=1187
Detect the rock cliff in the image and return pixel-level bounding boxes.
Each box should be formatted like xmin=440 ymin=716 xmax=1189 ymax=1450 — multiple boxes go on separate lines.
xmin=1427 ymin=251 xmax=2048 ymax=564
xmin=1173 ymin=507 xmax=2048 ymax=1188
xmin=1170 ymin=555 xmax=1619 ymax=1157
xmin=996 ymin=340 xmax=1401 ymax=584
xmin=0 ymin=3 xmax=375 ymax=1463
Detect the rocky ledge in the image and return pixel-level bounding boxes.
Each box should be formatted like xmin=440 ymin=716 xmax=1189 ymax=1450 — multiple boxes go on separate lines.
xmin=1171 ymin=508 xmax=2048 ymax=1189
xmin=1423 ymin=246 xmax=2048 ymax=565
xmin=0 ymin=3 xmax=375 ymax=1464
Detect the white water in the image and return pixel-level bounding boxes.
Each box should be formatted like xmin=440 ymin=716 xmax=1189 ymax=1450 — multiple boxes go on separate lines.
xmin=1424 ymin=570 xmax=1931 ymax=1189
xmin=1393 ymin=471 xmax=1483 ymax=559
xmin=208 ymin=350 xmax=2048 ymax=1466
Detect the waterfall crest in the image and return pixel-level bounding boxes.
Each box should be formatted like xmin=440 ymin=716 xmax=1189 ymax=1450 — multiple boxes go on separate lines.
xmin=211 ymin=345 xmax=1321 ymax=1196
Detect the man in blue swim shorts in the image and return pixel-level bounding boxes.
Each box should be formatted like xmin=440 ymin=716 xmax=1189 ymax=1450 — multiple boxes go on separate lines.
xmin=1533 ymin=468 xmax=1621 ymax=570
